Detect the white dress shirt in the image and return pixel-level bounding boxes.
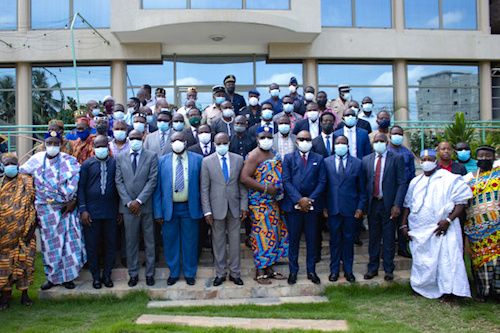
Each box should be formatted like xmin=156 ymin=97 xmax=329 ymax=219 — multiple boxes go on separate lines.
xmin=358 ymin=112 xmax=378 ymax=132
xmin=200 ymin=142 xmax=212 ymax=155
xmin=321 ymin=132 xmax=334 ymax=155
xmin=373 ymin=150 xmax=388 ymax=198
xmin=345 ymin=126 xmax=358 ymax=158
xmin=308 ymin=119 xmax=320 ymax=139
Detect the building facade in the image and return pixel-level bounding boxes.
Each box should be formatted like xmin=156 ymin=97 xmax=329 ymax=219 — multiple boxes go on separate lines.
xmin=0 ymin=0 xmax=498 ymax=156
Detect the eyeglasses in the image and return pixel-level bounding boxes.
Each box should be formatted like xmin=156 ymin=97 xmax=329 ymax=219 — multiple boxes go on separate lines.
xmin=297 ymin=138 xmax=312 ymax=142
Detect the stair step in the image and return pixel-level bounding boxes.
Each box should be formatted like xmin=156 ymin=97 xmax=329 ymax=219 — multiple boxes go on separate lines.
xmin=147 ymin=295 xmax=329 ymax=307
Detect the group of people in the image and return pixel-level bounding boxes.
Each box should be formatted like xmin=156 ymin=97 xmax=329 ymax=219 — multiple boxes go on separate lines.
xmin=0 ymin=75 xmax=499 ymax=310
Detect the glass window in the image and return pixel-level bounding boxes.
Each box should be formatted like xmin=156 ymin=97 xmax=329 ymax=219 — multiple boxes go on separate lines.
xmin=407 ymin=64 xmax=479 ymax=121
xmin=31 ymin=66 xmax=111 ymax=89
xmin=0 ymin=68 xmax=16 ymax=124
xmin=256 ymin=60 xmax=303 ymax=86
xmin=321 ymin=0 xmax=352 ymax=27
xmin=442 ymin=0 xmax=476 ymax=30
xmin=143 ymin=0 xmax=186 ymax=9
xmin=32 ymin=0 xmax=70 ymax=29
xmin=404 ymin=0 xmax=476 ymax=30
xmin=191 ymin=0 xmax=242 ymax=9
xmin=246 ymin=0 xmax=290 ymax=10
xmin=355 ymin=0 xmax=391 ymax=28
xmin=0 ymin=0 xmax=17 ymax=30
xmin=74 ymin=0 xmax=110 ymax=28
xmin=127 ymin=60 xmax=174 ymax=87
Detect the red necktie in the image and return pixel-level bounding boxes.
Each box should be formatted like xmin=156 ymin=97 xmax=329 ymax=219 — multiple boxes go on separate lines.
xmin=302 ymin=153 xmax=307 ymax=166
xmin=373 ymin=155 xmax=382 ymax=197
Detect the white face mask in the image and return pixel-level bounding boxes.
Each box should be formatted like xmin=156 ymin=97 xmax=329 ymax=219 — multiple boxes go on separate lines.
xmin=307 ymin=111 xmax=319 ymax=122
xmin=46 ymin=146 xmax=61 ymax=157
xmin=288 ymin=85 xmax=297 ymax=94
xmin=198 ymin=132 xmax=211 ymax=144
xmin=259 ymin=138 xmax=273 ymax=151
xmin=342 ymin=92 xmax=350 ymax=100
xmin=421 ymin=160 xmax=437 ymax=172
xmin=297 ymin=140 xmax=313 ymax=153
xmin=171 ymin=140 xmax=186 ymax=154
xmin=127 ymin=107 xmax=135 ymax=114
xmin=249 ymin=97 xmax=259 ymax=107
xmin=305 ymin=92 xmax=314 ymax=101
xmin=222 ymin=108 xmax=234 ymax=118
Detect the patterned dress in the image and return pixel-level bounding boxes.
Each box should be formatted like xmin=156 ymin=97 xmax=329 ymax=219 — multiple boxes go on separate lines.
xmin=0 ymin=174 xmax=37 ymax=291
xmin=20 ymin=152 xmax=86 ymax=284
xmin=73 ymin=134 xmax=97 ymax=164
xmin=465 ymin=167 xmax=500 ymax=297
xmin=248 ymin=154 xmax=289 ymax=269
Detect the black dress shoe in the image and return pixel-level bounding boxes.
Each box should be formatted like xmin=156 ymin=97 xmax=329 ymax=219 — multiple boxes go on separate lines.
xmin=213 ymin=276 xmax=226 ymax=286
xmin=344 ymin=273 xmax=356 ymax=283
xmin=41 ymin=280 xmax=55 ymax=290
xmin=307 ymin=272 xmax=321 ymax=284
xmin=63 ymin=281 xmax=75 ymax=289
xmin=102 ymin=276 xmax=113 ymax=288
xmin=128 ymin=276 xmax=138 ymax=287
xmin=288 ymin=273 xmax=297 ymax=285
xmin=185 ymin=277 xmax=195 ymax=286
xmin=354 ymin=236 xmax=363 ymax=246
xmin=229 ymin=276 xmax=244 ymax=286
xmin=385 ymin=272 xmax=394 ymax=281
xmin=92 ymin=279 xmax=102 ymax=289
xmin=398 ymin=250 xmax=412 ymax=258
xmin=364 ymin=271 xmax=378 ymax=280
xmin=146 ymin=276 xmax=155 ymax=286
xmin=167 ymin=277 xmax=178 ymax=286
xmin=329 ymin=273 xmax=339 ymax=282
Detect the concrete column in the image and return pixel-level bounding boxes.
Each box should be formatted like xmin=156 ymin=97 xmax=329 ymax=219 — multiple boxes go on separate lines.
xmin=18 ymin=0 xmax=30 ymax=33
xmin=111 ymin=60 xmax=127 ymax=104
xmin=393 ymin=0 xmax=405 ymax=33
xmin=16 ymin=62 xmax=32 ymax=161
xmin=303 ymin=59 xmax=318 ymax=92
xmin=393 ymin=59 xmax=409 ymax=123
xmin=477 ymin=0 xmax=491 ymax=34
xmin=479 ymin=61 xmax=492 ymax=121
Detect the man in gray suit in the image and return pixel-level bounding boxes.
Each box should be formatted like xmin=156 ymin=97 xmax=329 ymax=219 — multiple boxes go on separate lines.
xmin=273 ymin=115 xmax=297 ymax=157
xmin=144 ymin=111 xmax=172 ymax=157
xmin=211 ymin=100 xmax=235 ymax=139
xmin=201 ymin=133 xmax=248 ymax=286
xmin=115 ymin=130 xmax=158 ymax=287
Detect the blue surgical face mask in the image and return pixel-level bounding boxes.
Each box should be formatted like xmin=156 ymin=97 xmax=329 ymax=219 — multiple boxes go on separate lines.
xmin=146 ymin=115 xmax=154 ymax=124
xmin=133 ymin=122 xmax=145 ymax=132
xmin=113 ymin=111 xmax=125 ymax=120
xmin=77 ymin=128 xmax=91 ymax=141
xmin=94 ymin=147 xmax=109 ymax=160
xmin=457 ymin=150 xmax=471 ymax=162
xmin=216 ymin=144 xmax=229 ymax=156
xmin=283 ymin=103 xmax=294 ymax=113
xmin=362 ymin=103 xmax=373 ymax=112
xmin=344 ymin=115 xmax=357 ymax=127
xmin=92 ymin=108 xmax=101 ymax=116
xmin=262 ymin=109 xmax=273 ymax=120
xmin=173 ymin=121 xmax=184 ymax=131
xmin=379 ymin=119 xmax=391 ymax=129
xmin=113 ymin=130 xmax=127 ymax=141
xmin=4 ymin=165 xmax=18 ymax=178
xmin=335 ymin=144 xmax=348 ymax=157
xmin=373 ymin=142 xmax=387 ymax=154
xmin=129 ymin=139 xmax=143 ymax=151
xmin=234 ymin=125 xmax=246 ymax=133
xmin=390 ymin=134 xmax=404 ymax=146
xmin=157 ymin=121 xmax=170 ymax=132
xmin=270 ymin=89 xmax=280 ymax=98
xmin=215 ymin=97 xmax=226 ymax=105
xmin=278 ymin=124 xmax=290 ymax=135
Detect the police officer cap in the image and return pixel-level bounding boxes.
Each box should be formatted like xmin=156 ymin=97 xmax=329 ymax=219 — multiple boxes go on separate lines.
xmin=212 ymin=85 xmax=225 ymax=94
xmin=248 ymin=89 xmax=260 ymax=96
xmin=224 ymin=75 xmax=236 ymax=84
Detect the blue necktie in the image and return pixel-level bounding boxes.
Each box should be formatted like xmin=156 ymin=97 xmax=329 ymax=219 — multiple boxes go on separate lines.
xmin=222 ymin=156 xmax=229 ymax=182
xmin=326 ymin=135 xmax=331 ymax=156
xmin=338 ymin=157 xmax=344 ymax=177
xmin=175 ymin=155 xmax=184 ymax=192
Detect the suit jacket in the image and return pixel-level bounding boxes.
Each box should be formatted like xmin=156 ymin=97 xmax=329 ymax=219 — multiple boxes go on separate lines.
xmin=200 ymin=152 xmax=248 ymax=220
xmin=324 ymin=154 xmax=366 ymax=217
xmin=281 ymin=150 xmax=326 ymax=213
xmin=333 ymin=126 xmax=372 ymax=159
xmin=115 ymin=148 xmax=158 ymax=214
xmin=292 ymin=118 xmax=322 ymax=136
xmin=182 ymin=127 xmax=198 ymax=148
xmin=211 ymin=117 xmax=235 ymax=138
xmin=362 ymin=151 xmax=407 ymax=215
xmin=312 ymin=134 xmax=334 ymax=158
xmin=153 ymin=151 xmax=203 ymax=222
xmin=438 ymin=160 xmax=467 ymax=176
xmin=188 ymin=142 xmax=215 ymax=157
xmin=335 ymin=118 xmax=372 ymax=133
xmin=143 ymin=130 xmax=172 ymax=157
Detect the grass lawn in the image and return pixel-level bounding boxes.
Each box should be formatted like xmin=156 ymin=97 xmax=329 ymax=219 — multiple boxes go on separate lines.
xmin=1 ymin=253 xmax=499 ymax=333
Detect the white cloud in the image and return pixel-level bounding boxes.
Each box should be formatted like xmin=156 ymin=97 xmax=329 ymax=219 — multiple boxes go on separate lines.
xmin=370 ymin=71 xmax=393 ymax=86
xmin=258 ymin=72 xmax=301 ymax=85
xmin=426 ymin=11 xmax=463 ymax=28
xmin=169 ymin=77 xmax=204 ymax=86
xmin=407 ymin=65 xmax=429 ymax=85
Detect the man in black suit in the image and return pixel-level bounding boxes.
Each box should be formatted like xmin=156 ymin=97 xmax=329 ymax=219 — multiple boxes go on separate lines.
xmin=293 ymin=102 xmax=322 ymax=139
xmin=312 ymin=112 xmax=336 ymax=158
xmin=183 ymin=108 xmax=203 ymax=148
xmin=335 ymin=101 xmax=372 ymax=133
xmin=362 ymin=133 xmax=407 ymax=281
xmin=188 ymin=124 xmax=215 ymax=157
xmin=437 ymin=141 xmax=467 ymax=176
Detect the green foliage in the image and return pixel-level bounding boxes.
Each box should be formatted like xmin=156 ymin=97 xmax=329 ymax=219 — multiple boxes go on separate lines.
xmin=32 ymin=70 xmax=64 ymax=126
xmin=0 ymin=75 xmax=16 ymax=124
xmin=409 ymin=130 xmax=439 ymax=156
xmin=437 ymin=112 xmax=476 ymax=147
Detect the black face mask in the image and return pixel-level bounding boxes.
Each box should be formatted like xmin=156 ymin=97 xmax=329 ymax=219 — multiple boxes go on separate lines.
xmin=96 ymin=124 xmax=108 ymax=135
xmin=317 ymin=99 xmax=327 ymax=107
xmin=322 ymin=123 xmax=334 ymax=134
xmin=226 ymin=86 xmax=235 ymax=94
xmin=477 ymin=159 xmax=494 ymax=171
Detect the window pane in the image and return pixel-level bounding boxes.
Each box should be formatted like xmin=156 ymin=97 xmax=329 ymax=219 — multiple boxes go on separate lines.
xmin=404 ymin=0 xmax=439 ymax=29
xmin=407 ymin=65 xmax=479 ymax=86
xmin=74 ymin=0 xmax=110 ymax=28
xmin=127 ymin=60 xmax=174 ymax=87
xmin=32 ymin=0 xmax=69 ymax=29
xmin=0 ymin=0 xmax=17 ymax=30
xmin=318 ymin=64 xmax=393 ymax=86
xmin=0 ymin=68 xmax=16 ymax=124
xmin=442 ymin=0 xmax=476 ymax=30
xmin=256 ymin=60 xmax=303 ymax=86
xmin=321 ymin=0 xmax=352 ymax=27
xmin=32 ymin=66 xmax=111 ymax=89
xmin=246 ymin=0 xmax=290 ymax=10
xmin=143 ymin=0 xmax=186 ymax=9
xmin=355 ymin=0 xmax=391 ymax=28
xmin=320 ymin=86 xmax=394 ymax=113
xmin=191 ymin=0 xmax=242 ymax=9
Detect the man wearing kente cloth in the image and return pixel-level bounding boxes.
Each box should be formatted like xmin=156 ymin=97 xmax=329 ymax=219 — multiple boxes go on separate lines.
xmin=240 ymin=126 xmax=289 ymax=284
xmin=20 ymin=131 xmax=86 ymax=290
xmin=464 ymin=145 xmax=500 ymax=303
xmin=72 ymin=116 xmax=98 ymax=164
xmin=0 ymin=153 xmax=37 ymax=310
xmin=35 ymin=119 xmax=74 ymax=155
xmin=400 ymin=149 xmax=472 ymax=303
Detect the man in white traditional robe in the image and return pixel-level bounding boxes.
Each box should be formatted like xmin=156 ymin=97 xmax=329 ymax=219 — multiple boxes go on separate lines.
xmin=400 ymin=149 xmax=472 ymax=303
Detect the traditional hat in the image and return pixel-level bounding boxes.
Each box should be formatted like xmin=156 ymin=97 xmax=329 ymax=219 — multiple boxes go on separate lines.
xmin=420 ymin=149 xmax=437 ymax=158
xmin=48 ymin=119 xmax=64 ymax=128
xmin=103 ymin=95 xmax=115 ymax=103
xmin=44 ymin=130 xmax=62 ymax=141
xmin=187 ymin=87 xmax=198 ymax=93
xmin=74 ymin=109 xmax=87 ymax=119
xmin=155 ymin=87 xmax=166 ymax=95
xmin=256 ymin=126 xmax=273 ymax=134
xmin=476 ymin=145 xmax=496 ymax=154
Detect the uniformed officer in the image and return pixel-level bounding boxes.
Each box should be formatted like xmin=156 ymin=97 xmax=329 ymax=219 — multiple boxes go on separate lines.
xmin=238 ymin=89 xmax=261 ymax=128
xmin=203 ymin=85 xmax=226 ymax=126
xmin=224 ymin=75 xmax=246 ymax=112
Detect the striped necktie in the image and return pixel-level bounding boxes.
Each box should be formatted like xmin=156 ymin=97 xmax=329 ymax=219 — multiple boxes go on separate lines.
xmin=175 ymin=155 xmax=184 ymax=192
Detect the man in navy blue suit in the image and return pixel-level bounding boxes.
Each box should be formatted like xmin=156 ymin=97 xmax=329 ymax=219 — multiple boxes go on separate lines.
xmin=324 ymin=135 xmax=366 ymax=283
xmin=154 ymin=131 xmax=204 ymax=286
xmin=282 ymin=130 xmax=326 ymax=285
xmin=362 ymin=133 xmax=407 ymax=281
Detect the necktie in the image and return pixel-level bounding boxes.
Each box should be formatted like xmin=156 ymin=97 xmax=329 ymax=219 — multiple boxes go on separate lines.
xmin=302 ymin=153 xmax=307 ymax=166
xmin=175 ymin=155 xmax=184 ymax=192
xmin=204 ymin=145 xmax=209 ymax=156
xmin=338 ymin=157 xmax=344 ymax=177
xmin=160 ymin=132 xmax=166 ymax=152
xmin=222 ymin=156 xmax=229 ymax=182
xmin=325 ymin=135 xmax=331 ymax=156
xmin=193 ymin=129 xmax=198 ymax=141
xmin=373 ymin=155 xmax=382 ymax=197
xmin=132 ymin=153 xmax=137 ymax=174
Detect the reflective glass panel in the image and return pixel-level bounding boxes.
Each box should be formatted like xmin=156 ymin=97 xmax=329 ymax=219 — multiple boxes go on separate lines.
xmin=442 ymin=0 xmax=476 ymax=30
xmin=404 ymin=0 xmax=439 ymax=29
xmin=246 ymin=0 xmax=290 ymax=10
xmin=355 ymin=0 xmax=391 ymax=28
xmin=74 ymin=0 xmax=111 ymax=28
xmin=0 ymin=68 xmax=16 ymax=123
xmin=127 ymin=60 xmax=174 ymax=87
xmin=32 ymin=0 xmax=69 ymax=29
xmin=407 ymin=65 xmax=478 ymax=86
xmin=321 ymin=0 xmax=352 ymax=27
xmin=318 ymin=64 xmax=393 ymax=86
xmin=191 ymin=0 xmax=242 ymax=9
xmin=143 ymin=0 xmax=186 ymax=9
xmin=31 ymin=66 xmax=111 ymax=89
xmin=319 ymin=86 xmax=394 ymax=113
xmin=256 ymin=60 xmax=303 ymax=86
xmin=0 ymin=0 xmax=17 ymax=30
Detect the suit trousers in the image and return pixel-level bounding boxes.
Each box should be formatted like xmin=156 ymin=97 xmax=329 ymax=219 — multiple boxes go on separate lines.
xmin=328 ymin=215 xmax=356 ymax=274
xmin=162 ymin=202 xmax=199 ymax=278
xmin=287 ymin=212 xmax=318 ymax=274
xmin=124 ymin=212 xmax=155 ymax=278
xmin=83 ymin=218 xmax=117 ymax=279
xmin=367 ymin=199 xmax=395 ymax=273
xmin=212 ymin=210 xmax=241 ymax=279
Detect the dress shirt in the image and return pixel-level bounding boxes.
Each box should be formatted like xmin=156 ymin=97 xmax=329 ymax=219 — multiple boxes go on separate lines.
xmin=301 ymin=151 xmax=310 ymax=163
xmin=358 ymin=112 xmax=378 ymax=132
xmin=222 ymin=117 xmax=234 ymax=137
xmin=345 ymin=126 xmax=358 ymax=158
xmin=321 ymin=132 xmax=334 ymax=156
xmin=200 ymin=142 xmax=212 ymax=156
xmin=217 ymin=152 xmax=231 ymax=179
xmin=109 ymin=138 xmax=130 ymax=157
xmin=335 ymin=154 xmax=347 ymax=170
xmin=373 ymin=150 xmax=388 ymax=198
xmin=230 ymin=133 xmax=256 ymax=157
xmin=308 ymin=119 xmax=320 ymax=139
xmin=172 ymin=152 xmax=189 ymax=202
xmin=190 ymin=127 xmax=198 ymax=141
xmin=277 ymin=133 xmax=295 ymax=157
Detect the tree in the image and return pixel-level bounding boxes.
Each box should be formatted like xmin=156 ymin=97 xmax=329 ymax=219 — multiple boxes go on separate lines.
xmin=0 ymin=75 xmax=15 ymax=124
xmin=31 ymin=70 xmax=63 ymax=125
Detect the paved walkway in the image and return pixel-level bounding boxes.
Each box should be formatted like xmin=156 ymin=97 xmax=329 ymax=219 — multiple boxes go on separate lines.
xmin=147 ymin=295 xmax=329 ymax=307
xmin=136 ymin=314 xmax=349 ymax=331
